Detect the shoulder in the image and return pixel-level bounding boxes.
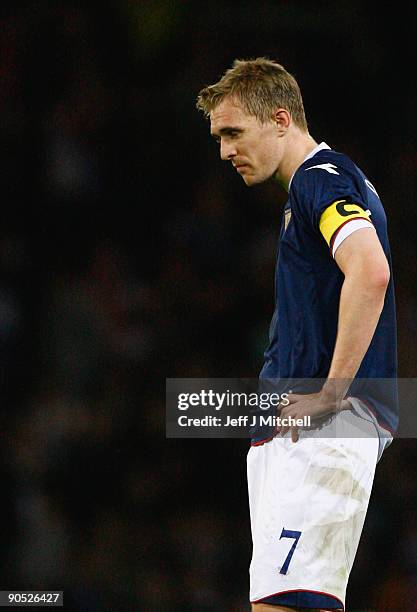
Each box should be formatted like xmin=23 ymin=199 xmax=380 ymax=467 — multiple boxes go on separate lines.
xmin=290 ymin=148 xmax=368 ymax=214
xmin=292 ymin=149 xmax=362 ymax=194
xmin=289 ymin=148 xmax=373 ymax=232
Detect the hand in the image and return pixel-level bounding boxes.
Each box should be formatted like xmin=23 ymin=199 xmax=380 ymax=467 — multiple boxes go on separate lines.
xmin=277 ymin=390 xmax=351 ymax=443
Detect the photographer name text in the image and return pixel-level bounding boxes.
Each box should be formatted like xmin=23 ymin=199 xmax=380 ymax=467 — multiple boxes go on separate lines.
xmin=177 ymin=415 xmax=311 ymax=428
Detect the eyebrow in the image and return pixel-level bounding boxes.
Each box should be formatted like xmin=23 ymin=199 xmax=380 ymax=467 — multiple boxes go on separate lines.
xmin=210 ymin=126 xmax=243 ymax=139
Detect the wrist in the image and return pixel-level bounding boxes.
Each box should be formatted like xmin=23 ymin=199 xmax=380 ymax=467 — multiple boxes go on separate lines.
xmin=321 ymin=379 xmax=351 ymax=412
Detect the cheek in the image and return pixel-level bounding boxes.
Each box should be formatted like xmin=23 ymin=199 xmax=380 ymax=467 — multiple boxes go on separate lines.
xmin=257 ymin=143 xmax=278 ymax=173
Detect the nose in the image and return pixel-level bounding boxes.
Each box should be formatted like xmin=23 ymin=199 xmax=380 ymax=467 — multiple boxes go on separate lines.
xmin=220 ymin=139 xmax=237 ymax=161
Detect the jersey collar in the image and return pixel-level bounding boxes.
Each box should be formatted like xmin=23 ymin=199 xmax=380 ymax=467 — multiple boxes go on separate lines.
xmin=288 ymin=142 xmax=331 ymax=191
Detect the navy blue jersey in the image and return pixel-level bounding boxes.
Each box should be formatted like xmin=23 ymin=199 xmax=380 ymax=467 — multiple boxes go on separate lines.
xmin=253 ymin=144 xmax=398 ymax=444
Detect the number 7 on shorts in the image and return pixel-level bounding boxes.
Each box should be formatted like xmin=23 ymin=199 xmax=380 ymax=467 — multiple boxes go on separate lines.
xmin=279 ymin=528 xmax=302 ymax=574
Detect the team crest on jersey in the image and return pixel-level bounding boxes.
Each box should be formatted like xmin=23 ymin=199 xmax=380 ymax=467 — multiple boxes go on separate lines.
xmin=284 ymin=208 xmax=292 ymax=230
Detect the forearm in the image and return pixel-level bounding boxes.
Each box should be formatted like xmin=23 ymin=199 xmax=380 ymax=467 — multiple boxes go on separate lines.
xmin=323 ymin=271 xmax=388 ymax=404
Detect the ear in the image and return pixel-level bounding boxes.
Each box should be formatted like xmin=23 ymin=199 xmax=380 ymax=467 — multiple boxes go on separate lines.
xmin=273 ymin=108 xmax=291 ymax=133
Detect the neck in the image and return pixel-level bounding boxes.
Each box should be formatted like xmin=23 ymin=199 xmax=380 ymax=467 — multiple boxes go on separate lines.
xmin=274 ymin=130 xmax=318 ymax=191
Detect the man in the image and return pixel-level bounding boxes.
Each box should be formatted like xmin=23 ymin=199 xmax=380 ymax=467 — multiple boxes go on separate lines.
xmin=196 ymin=58 xmax=397 ymax=611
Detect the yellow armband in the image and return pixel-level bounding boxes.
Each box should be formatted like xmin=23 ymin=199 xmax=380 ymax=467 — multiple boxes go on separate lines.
xmin=319 ymin=200 xmax=372 ymax=247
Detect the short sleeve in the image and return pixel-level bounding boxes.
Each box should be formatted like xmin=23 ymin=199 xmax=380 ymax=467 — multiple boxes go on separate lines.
xmin=291 ymin=155 xmax=372 ymax=254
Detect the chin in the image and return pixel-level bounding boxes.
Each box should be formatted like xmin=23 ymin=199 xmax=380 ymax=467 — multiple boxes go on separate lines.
xmin=242 ymin=174 xmax=261 ymax=187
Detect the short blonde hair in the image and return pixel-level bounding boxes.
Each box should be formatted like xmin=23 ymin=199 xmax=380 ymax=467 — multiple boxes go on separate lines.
xmin=196 ymin=57 xmax=308 ymax=131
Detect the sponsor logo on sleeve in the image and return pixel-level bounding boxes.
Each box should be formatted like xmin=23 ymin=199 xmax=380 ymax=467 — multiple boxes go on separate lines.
xmin=305 ymin=163 xmax=339 ymax=175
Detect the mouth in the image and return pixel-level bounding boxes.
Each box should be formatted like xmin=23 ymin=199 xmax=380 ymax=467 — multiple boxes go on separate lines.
xmin=235 ymin=165 xmax=248 ymax=173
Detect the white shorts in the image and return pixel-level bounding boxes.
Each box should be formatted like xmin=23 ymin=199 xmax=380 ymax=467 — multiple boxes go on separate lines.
xmin=247 ymin=401 xmax=390 ymax=609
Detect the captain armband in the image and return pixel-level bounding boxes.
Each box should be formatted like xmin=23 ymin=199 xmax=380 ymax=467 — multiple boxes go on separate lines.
xmin=319 ymin=199 xmax=375 ymax=257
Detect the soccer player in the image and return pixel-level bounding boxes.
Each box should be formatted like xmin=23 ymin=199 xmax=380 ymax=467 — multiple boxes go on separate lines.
xmin=196 ymin=58 xmax=397 ymax=611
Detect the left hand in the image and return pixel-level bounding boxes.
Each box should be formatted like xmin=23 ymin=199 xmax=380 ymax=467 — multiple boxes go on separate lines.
xmin=277 ymin=390 xmax=350 ymax=443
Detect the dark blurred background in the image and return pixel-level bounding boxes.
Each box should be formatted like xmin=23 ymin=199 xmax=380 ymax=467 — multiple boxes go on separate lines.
xmin=0 ymin=1 xmax=416 ymax=610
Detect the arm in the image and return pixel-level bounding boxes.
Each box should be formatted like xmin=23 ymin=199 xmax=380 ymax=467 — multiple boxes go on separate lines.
xmin=322 ymin=226 xmax=390 ymax=399
xmin=279 ymin=227 xmax=390 ymax=441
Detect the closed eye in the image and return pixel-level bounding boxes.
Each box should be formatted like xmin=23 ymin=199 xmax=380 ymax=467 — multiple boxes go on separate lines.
xmin=225 ymin=129 xmax=241 ymax=138
xmin=211 ymin=128 xmax=243 ymax=142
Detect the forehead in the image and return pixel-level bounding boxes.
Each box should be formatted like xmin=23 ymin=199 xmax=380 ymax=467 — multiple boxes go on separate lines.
xmin=210 ymin=97 xmax=255 ymax=134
